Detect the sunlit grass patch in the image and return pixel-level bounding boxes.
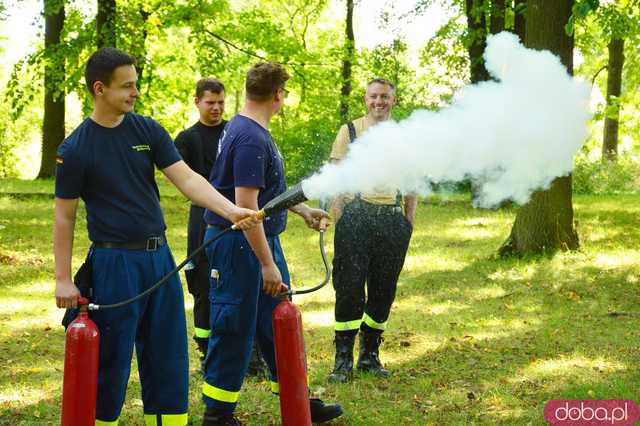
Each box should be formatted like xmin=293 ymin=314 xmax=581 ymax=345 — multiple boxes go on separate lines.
xmin=521 ymin=355 xmax=626 ymax=378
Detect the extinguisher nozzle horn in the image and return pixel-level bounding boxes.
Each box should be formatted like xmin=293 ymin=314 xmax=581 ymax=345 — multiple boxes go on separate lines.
xmin=262 ymin=183 xmax=308 ymax=217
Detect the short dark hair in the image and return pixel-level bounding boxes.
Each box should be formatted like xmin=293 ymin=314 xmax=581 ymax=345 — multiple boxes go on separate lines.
xmin=367 ymin=78 xmax=396 ymax=93
xmin=196 ymin=78 xmax=225 ymax=98
xmin=85 ymin=47 xmax=137 ymax=95
xmin=245 ymin=62 xmax=290 ymax=102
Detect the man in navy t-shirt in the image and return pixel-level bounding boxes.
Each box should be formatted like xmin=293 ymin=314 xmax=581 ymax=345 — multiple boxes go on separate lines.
xmin=200 ymin=62 xmax=343 ymax=425
xmin=54 ymin=48 xmax=258 ymax=426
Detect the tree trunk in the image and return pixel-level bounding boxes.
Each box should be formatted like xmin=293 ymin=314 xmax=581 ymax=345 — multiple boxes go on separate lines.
xmin=499 ymin=0 xmax=579 ymax=256
xmin=97 ymin=0 xmax=116 ymax=48
xmin=602 ymin=38 xmax=624 ymax=161
xmin=513 ymin=0 xmax=526 ymax=41
xmin=490 ymin=0 xmax=505 ymax=34
xmin=129 ymin=7 xmax=151 ymax=113
xmin=38 ymin=0 xmax=65 ymax=179
xmin=339 ymin=0 xmax=354 ymax=122
xmin=465 ymin=0 xmax=490 ymax=83
xmin=136 ymin=8 xmax=151 ymax=83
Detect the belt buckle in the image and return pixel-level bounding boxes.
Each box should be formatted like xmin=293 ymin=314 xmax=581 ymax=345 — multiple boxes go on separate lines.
xmin=146 ymin=237 xmax=160 ymax=251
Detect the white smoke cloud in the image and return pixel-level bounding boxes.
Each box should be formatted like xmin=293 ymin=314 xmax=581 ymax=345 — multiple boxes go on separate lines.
xmin=302 ymin=32 xmax=591 ymax=207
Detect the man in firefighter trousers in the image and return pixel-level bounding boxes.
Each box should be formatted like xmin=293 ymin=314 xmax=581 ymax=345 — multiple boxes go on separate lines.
xmin=54 ymin=47 xmax=258 ymax=425
xmin=327 ymin=78 xmax=417 ymax=383
xmin=200 ymin=62 xmax=343 ymax=425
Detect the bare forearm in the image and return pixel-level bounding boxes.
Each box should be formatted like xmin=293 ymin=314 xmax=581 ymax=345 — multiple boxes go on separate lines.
xmin=331 ymin=195 xmax=347 ymax=221
xmin=289 ymin=202 xmax=310 ymax=217
xmin=177 ymin=172 xmax=236 ymax=219
xmin=404 ymin=195 xmax=418 ymax=223
xmin=163 ymin=161 xmax=240 ymax=221
xmin=54 ymin=212 xmax=75 ymax=282
xmin=236 ymin=190 xmax=274 ymax=266
xmin=243 ymin=225 xmax=274 ymax=266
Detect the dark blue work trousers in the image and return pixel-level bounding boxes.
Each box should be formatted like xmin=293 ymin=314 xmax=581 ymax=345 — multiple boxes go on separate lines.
xmin=90 ymin=244 xmax=189 ymax=424
xmin=202 ymin=227 xmax=289 ymax=414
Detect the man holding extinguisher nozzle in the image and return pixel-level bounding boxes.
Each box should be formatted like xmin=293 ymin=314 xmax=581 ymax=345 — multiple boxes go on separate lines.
xmin=54 ymin=47 xmax=259 ymax=426
xmin=200 ymin=61 xmax=343 ymax=426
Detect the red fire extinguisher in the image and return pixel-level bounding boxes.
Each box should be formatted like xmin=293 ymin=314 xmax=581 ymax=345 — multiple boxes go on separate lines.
xmin=273 ymin=299 xmax=312 ymax=426
xmin=61 ymin=297 xmax=100 ymax=426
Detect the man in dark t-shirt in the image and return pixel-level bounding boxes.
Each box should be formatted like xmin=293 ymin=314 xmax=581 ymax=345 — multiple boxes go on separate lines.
xmin=54 ymin=48 xmax=258 ymax=426
xmin=200 ymin=62 xmax=343 ymax=425
xmin=174 ymin=78 xmax=227 ymax=358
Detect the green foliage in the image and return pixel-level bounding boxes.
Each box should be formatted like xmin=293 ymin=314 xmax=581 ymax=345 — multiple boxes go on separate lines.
xmin=419 ymin=15 xmax=469 ymax=107
xmin=1 ymin=0 xmax=442 ymax=181
xmin=566 ymin=0 xmax=600 ymax=35
xmin=573 ymin=154 xmax=640 ymax=194
xmin=574 ymin=1 xmax=640 ymax=171
xmin=3 ymin=0 xmax=637 ymax=194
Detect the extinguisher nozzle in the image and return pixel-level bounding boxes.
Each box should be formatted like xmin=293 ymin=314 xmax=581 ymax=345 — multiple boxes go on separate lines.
xmin=262 ymin=183 xmax=308 ymax=217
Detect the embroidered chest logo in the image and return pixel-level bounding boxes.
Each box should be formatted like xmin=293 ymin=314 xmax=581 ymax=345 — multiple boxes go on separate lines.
xmin=132 ymin=144 xmax=151 ymax=152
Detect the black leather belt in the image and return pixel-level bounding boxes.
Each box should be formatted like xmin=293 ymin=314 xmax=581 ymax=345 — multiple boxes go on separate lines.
xmin=93 ymin=235 xmax=167 ymax=251
xmin=351 ymin=199 xmax=402 ymax=215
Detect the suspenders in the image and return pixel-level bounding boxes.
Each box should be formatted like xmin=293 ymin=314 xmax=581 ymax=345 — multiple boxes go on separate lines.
xmin=347 ymin=122 xmax=357 ymax=144
xmin=346 ymin=121 xmax=402 ymax=208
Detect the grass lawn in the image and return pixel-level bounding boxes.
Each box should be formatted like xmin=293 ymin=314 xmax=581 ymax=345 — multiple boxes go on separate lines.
xmin=1 ymin=177 xmax=639 ymax=425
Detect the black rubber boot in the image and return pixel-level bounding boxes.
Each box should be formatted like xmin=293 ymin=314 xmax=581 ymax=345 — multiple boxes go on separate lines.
xmin=309 ymin=397 xmax=343 ymax=424
xmin=245 ymin=342 xmax=267 ymax=378
xmin=202 ymin=408 xmax=242 ymax=426
xmin=357 ymin=326 xmax=390 ymax=378
xmin=194 ymin=336 xmax=209 ymax=360
xmin=327 ymin=331 xmax=356 ymax=383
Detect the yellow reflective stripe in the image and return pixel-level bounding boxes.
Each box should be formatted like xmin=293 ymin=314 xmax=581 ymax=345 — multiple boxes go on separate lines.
xmin=334 ymin=318 xmax=361 ymax=331
xmin=144 ymin=413 xmax=188 ymax=426
xmin=363 ymin=313 xmax=386 ymax=331
xmin=270 ymin=381 xmax=279 ymax=394
xmin=202 ymin=382 xmax=240 ymax=403
xmin=96 ymin=419 xmax=119 ymax=426
xmin=194 ymin=327 xmax=211 ymax=338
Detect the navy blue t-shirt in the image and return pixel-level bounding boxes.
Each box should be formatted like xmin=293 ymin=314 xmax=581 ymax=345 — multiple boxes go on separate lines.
xmin=204 ymin=115 xmax=287 ymax=237
xmin=55 ymin=113 xmax=182 ymax=242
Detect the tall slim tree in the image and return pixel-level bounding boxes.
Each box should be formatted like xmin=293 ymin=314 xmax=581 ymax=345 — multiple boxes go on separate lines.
xmin=513 ymin=0 xmax=526 ymax=40
xmin=601 ymin=37 xmax=624 ymax=161
xmin=38 ymin=0 xmax=65 ymax=178
xmin=499 ymin=0 xmax=579 ymax=256
xmin=465 ymin=0 xmax=490 ymax=83
xmin=490 ymin=0 xmax=505 ymax=34
xmin=97 ymin=0 xmax=116 ymax=48
xmin=339 ymin=0 xmax=354 ymax=122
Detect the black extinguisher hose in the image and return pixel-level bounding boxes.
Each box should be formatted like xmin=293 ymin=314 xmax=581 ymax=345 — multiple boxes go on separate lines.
xmin=287 ymin=229 xmax=330 ymax=296
xmin=88 ymin=222 xmax=331 ymax=311
xmin=88 ymin=226 xmax=233 ymax=311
